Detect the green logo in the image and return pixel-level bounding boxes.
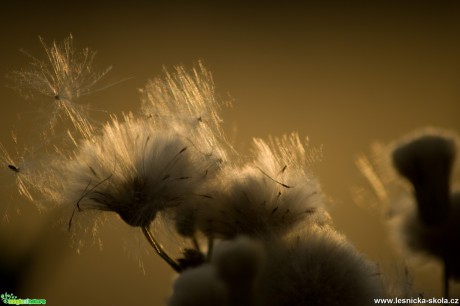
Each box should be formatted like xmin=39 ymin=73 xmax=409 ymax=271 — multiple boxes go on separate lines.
xmin=1 ymin=292 xmax=46 ymax=305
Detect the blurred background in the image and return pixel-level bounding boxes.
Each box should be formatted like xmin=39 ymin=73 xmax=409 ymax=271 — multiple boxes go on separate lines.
xmin=0 ymin=1 xmax=460 ymax=304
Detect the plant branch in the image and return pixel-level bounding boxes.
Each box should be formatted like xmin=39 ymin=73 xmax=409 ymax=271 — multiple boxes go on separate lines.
xmin=443 ymin=258 xmax=450 ymax=305
xmin=142 ymin=226 xmax=181 ymax=272
xmin=206 ymin=236 xmax=214 ymax=262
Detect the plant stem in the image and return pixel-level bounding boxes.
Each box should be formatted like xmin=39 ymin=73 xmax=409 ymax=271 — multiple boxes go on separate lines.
xmin=206 ymin=236 xmax=214 ymax=262
xmin=142 ymin=226 xmax=181 ymax=272
xmin=443 ymin=258 xmax=450 ymax=304
xmin=191 ymin=235 xmax=201 ymax=252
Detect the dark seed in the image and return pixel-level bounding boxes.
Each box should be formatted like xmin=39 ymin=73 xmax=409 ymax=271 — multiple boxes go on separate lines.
xmin=8 ymin=165 xmax=19 ymax=172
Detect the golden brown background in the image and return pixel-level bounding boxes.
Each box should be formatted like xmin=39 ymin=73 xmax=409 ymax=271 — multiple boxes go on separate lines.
xmin=1 ymin=1 xmax=460 ymax=304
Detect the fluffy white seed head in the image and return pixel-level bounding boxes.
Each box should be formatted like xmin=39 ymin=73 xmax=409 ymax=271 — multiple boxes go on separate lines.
xmin=255 ymin=226 xmax=385 ymax=306
xmin=198 ymin=134 xmax=328 ymax=239
xmin=356 ymin=128 xmax=460 ymax=279
xmin=167 ymin=265 xmax=229 ymax=306
xmin=52 ymin=114 xmax=213 ymax=228
xmin=140 ymin=62 xmax=232 ymax=164
xmin=392 ymin=130 xmax=456 ymax=225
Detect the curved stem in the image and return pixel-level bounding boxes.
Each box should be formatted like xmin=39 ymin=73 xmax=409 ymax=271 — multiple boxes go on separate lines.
xmin=142 ymin=226 xmax=181 ymax=273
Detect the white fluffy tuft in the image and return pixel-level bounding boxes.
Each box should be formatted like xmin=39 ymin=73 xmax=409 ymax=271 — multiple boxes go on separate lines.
xmin=392 ymin=130 xmax=456 ymax=225
xmin=167 ymin=265 xmax=229 ymax=306
xmin=198 ymin=134 xmax=328 ymax=239
xmin=51 ymin=114 xmax=214 ymax=228
xmin=255 ymin=226 xmax=385 ymax=306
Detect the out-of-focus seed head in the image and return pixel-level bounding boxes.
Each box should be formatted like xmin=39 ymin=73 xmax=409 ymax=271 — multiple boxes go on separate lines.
xmin=392 ymin=132 xmax=456 ymax=225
